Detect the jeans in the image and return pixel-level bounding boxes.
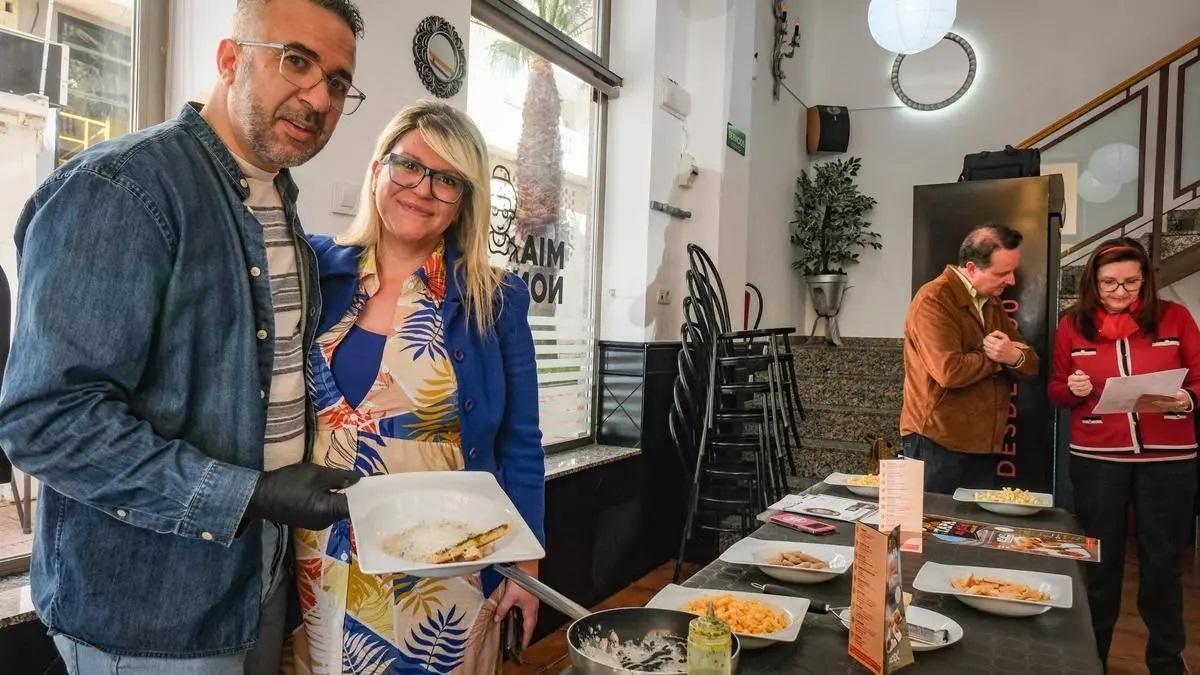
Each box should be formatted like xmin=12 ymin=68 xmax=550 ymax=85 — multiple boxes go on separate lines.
xmin=1070 ymin=455 xmax=1196 ymax=675
xmin=51 ymin=567 xmax=290 ymax=675
xmin=900 ymin=434 xmax=997 ymax=494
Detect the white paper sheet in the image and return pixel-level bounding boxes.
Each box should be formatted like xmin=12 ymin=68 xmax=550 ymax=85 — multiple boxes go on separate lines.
xmin=1091 ymin=368 xmax=1188 ymax=414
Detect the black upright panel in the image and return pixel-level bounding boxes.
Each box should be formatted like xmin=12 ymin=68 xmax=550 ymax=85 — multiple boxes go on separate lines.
xmin=0 ymin=267 xmax=10 ymax=484
xmin=911 ymin=175 xmax=1064 ymax=493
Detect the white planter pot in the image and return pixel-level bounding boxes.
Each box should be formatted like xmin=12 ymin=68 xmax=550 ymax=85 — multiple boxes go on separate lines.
xmin=805 ymin=274 xmax=849 ymax=346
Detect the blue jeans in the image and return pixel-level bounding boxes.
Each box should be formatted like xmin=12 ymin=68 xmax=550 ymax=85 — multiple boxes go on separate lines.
xmin=900 ymin=434 xmax=997 ymax=494
xmin=51 ymin=568 xmax=289 ymax=675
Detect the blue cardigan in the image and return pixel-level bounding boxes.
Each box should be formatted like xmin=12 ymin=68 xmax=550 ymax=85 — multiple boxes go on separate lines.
xmin=309 ymin=235 xmax=546 ymax=594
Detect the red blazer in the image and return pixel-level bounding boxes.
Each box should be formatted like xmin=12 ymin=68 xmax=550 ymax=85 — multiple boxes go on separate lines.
xmin=1048 ymin=300 xmax=1200 ymax=462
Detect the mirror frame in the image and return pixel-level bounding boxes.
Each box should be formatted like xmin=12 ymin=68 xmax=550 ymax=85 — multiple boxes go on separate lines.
xmin=890 ymin=32 xmax=977 ymax=111
xmin=413 ymin=15 xmax=466 ymax=98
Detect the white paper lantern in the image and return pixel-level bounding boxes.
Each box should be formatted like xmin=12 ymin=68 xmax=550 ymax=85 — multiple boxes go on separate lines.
xmin=1088 ymin=143 xmax=1139 ymax=186
xmin=868 ymin=0 xmax=957 ymax=55
xmin=1078 ymin=170 xmax=1121 ymax=204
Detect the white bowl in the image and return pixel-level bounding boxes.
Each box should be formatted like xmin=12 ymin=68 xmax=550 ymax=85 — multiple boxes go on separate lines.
xmin=345 ymin=471 xmax=545 ymax=576
xmin=833 ymin=605 xmax=964 ymax=652
xmin=952 ymin=487 xmax=1052 ymax=516
xmin=645 ymin=584 xmax=809 ymax=650
xmin=912 ymin=561 xmax=1072 ymax=618
xmin=720 ymin=538 xmax=853 ymax=584
xmin=824 ymin=472 xmax=880 ymax=498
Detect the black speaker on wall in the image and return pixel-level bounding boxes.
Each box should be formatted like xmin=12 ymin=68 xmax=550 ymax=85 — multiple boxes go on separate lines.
xmin=807 ymin=105 xmax=850 ymax=154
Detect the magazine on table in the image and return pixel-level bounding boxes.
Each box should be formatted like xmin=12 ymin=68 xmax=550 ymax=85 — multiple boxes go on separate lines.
xmin=767 ymin=493 xmax=880 ymax=523
xmin=922 ymin=514 xmax=1101 ymax=562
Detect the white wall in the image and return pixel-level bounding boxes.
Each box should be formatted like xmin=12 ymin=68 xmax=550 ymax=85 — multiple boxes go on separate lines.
xmin=745 ymin=0 xmax=809 ymax=331
xmin=600 ymin=0 xmax=761 ymax=342
xmin=166 ymin=0 xmax=472 ymax=235
xmin=785 ymin=0 xmax=1200 ymax=338
xmin=598 ymin=0 xmax=659 ymax=342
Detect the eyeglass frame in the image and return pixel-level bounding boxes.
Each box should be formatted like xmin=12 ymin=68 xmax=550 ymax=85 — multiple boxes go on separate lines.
xmin=233 ymin=40 xmax=367 ymax=115
xmin=382 ymin=153 xmax=472 ymax=204
xmin=1097 ymin=277 xmax=1144 ymax=293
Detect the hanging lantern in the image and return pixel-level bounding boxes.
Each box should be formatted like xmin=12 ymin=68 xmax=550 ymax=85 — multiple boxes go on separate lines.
xmin=868 ymin=0 xmax=957 ymax=55
xmin=1088 ymin=143 xmax=1139 ymax=186
xmin=1078 ymin=170 xmax=1121 ymax=204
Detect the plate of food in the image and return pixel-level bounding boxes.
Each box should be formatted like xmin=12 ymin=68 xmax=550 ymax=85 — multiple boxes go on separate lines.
xmin=346 ymin=471 xmax=545 ymax=576
xmin=645 ymin=585 xmax=809 ymax=649
xmin=952 ymin=487 xmax=1052 ymax=516
xmin=912 ymin=561 xmax=1072 ymax=617
xmin=823 ymin=472 xmax=880 ymax=498
xmin=719 ymin=538 xmax=853 ymax=584
xmin=832 ymin=605 xmax=964 ymax=652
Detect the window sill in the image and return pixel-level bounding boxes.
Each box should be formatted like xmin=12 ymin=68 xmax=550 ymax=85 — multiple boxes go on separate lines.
xmin=0 ymin=572 xmax=34 ymax=628
xmin=545 ymin=444 xmax=642 ymax=481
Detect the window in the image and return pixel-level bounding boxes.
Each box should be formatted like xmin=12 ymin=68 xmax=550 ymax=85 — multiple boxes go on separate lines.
xmin=469 ymin=0 xmax=619 ymax=448
xmin=0 ymin=0 xmax=160 ymax=576
xmin=56 ymin=11 xmax=134 ymax=164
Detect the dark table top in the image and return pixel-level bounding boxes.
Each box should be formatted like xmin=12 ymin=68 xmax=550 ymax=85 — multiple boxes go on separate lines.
xmin=680 ymin=483 xmax=1104 ymax=674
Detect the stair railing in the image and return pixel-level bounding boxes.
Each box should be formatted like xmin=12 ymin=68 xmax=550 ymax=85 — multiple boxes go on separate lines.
xmin=1018 ymin=35 xmax=1200 ymax=290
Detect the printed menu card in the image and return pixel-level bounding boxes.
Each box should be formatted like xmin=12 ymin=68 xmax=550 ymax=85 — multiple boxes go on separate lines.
xmin=878 ymin=459 xmax=924 ymax=553
xmin=848 ymin=522 xmax=914 ymax=674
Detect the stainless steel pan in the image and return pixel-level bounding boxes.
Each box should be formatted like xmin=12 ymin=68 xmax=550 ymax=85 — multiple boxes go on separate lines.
xmin=496 ymin=564 xmax=741 ymax=674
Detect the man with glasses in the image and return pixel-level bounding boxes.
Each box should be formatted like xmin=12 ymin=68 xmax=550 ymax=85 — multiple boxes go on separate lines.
xmin=0 ymin=1 xmax=365 ymax=672
xmin=900 ymin=223 xmax=1041 ymax=493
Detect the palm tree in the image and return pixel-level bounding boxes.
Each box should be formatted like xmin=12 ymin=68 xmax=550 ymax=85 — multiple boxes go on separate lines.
xmin=488 ymin=0 xmax=593 ymax=242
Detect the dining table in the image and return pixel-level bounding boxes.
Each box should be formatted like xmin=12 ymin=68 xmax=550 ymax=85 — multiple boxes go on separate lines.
xmin=673 ymin=481 xmax=1105 ymax=674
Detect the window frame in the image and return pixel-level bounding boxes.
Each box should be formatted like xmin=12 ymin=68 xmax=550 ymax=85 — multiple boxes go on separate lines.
xmin=469 ymin=0 xmax=615 ymax=454
xmin=0 ymin=0 xmax=164 ymax=577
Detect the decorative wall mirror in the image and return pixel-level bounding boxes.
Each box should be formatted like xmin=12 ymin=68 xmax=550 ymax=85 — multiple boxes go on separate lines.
xmin=890 ymin=32 xmax=977 ymax=111
xmin=413 ymin=15 xmax=465 ymax=99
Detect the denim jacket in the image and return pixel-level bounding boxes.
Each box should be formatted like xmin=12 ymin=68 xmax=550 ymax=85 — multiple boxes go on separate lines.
xmin=0 ymin=104 xmax=321 ymax=656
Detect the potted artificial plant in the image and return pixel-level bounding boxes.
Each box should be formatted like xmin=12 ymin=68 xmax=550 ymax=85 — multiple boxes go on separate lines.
xmin=790 ymin=156 xmax=880 ymax=346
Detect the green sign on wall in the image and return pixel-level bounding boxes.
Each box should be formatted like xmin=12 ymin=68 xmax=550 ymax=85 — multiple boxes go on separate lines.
xmin=726 ymin=122 xmax=746 ymax=156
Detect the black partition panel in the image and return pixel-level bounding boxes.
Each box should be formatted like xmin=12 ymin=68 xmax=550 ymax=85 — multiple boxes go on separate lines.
xmin=911 ymin=175 xmax=1064 ymax=493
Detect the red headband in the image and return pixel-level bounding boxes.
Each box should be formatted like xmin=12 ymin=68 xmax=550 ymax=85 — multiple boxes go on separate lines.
xmin=1096 ymin=245 xmax=1140 ymax=258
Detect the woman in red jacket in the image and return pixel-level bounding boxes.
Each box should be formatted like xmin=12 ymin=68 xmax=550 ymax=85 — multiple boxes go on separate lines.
xmin=1048 ymin=237 xmax=1199 ymax=675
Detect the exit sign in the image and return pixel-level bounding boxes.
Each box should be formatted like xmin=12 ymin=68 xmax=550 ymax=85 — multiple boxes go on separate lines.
xmin=726 ymin=123 xmax=746 ymax=156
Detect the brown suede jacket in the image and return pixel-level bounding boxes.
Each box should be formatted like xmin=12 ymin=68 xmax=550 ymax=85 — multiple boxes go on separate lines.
xmin=900 ymin=266 xmax=1040 ymax=454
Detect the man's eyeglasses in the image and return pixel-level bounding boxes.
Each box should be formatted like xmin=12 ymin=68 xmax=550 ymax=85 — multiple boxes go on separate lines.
xmin=383 ymin=154 xmax=470 ymax=204
xmin=235 ymin=41 xmax=366 ymax=115
xmin=1098 ymin=278 xmax=1144 ymax=293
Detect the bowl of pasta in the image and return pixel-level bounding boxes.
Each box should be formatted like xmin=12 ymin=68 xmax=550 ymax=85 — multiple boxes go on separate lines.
xmin=952 ymin=487 xmax=1052 ymax=516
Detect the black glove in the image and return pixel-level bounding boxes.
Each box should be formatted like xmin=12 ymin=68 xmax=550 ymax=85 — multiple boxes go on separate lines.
xmin=245 ymin=464 xmax=361 ymax=530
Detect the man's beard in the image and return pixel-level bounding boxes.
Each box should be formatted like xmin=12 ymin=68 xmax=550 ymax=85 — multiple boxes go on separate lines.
xmin=230 ymin=82 xmax=328 ymax=168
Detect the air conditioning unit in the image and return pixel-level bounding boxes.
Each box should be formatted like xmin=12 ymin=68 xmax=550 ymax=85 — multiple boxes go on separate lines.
xmin=0 ymin=25 xmax=69 ymax=106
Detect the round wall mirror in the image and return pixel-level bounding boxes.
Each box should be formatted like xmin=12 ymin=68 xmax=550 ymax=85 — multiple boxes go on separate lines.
xmin=414 ymin=16 xmax=465 ymax=98
xmin=891 ymin=32 xmax=976 ymax=111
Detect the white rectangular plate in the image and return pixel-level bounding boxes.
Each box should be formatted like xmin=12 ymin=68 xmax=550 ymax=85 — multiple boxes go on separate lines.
xmin=719 ymin=538 xmax=853 ymax=584
xmin=912 ymin=561 xmax=1073 ymax=615
xmin=952 ymin=487 xmax=1052 ymax=516
xmin=824 ymin=472 xmax=880 ymax=498
xmin=823 ymin=472 xmax=857 ymax=486
xmin=952 ymin=487 xmax=1052 ymax=507
xmin=345 ymin=471 xmax=545 ymax=576
xmin=646 ymin=584 xmax=809 ymax=649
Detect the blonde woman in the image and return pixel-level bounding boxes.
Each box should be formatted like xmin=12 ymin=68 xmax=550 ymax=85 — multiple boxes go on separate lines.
xmin=290 ymin=101 xmax=544 ymax=674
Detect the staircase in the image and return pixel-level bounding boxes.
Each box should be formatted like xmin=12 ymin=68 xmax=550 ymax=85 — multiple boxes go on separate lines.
xmin=1058 ymin=206 xmax=1200 ymax=309
xmin=788 ymin=336 xmax=904 ymax=484
xmin=1018 ymin=35 xmax=1200 ymax=308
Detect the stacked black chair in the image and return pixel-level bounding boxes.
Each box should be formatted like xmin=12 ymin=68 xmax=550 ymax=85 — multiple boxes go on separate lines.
xmin=670 ymin=244 xmax=807 ymax=581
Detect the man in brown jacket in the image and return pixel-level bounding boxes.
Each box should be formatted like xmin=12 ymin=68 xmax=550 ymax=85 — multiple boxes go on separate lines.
xmin=901 ymin=223 xmax=1040 ymax=493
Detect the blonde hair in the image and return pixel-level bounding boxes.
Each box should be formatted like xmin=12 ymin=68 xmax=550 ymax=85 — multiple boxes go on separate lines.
xmin=337 ymin=101 xmax=506 ymax=334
